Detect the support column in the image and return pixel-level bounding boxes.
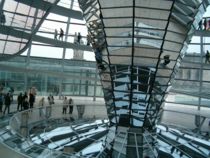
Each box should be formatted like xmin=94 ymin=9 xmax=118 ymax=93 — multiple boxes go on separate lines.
xmin=93 ymin=69 xmax=97 ymax=101
xmin=196 ymin=35 xmax=203 ymax=130
xmin=59 ymin=0 xmax=74 ymax=99
xmin=0 ymin=0 xmax=5 ymax=11
xmin=44 ymin=75 xmax=48 ymax=95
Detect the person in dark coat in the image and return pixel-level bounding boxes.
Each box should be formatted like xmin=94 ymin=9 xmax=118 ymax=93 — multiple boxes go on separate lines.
xmin=205 ymin=50 xmax=210 ymax=63
xmin=17 ymin=93 xmax=23 ymax=111
xmin=204 ymin=18 xmax=207 ymax=30
xmin=3 ymin=93 xmax=11 ymax=114
xmin=68 ymin=98 xmax=74 ymax=114
xmin=59 ymin=28 xmax=64 ymax=41
xmin=0 ymin=11 xmax=6 ymax=25
xmin=29 ymin=93 xmax=35 ymax=109
xmin=22 ymin=97 xmax=29 ymax=110
xmin=22 ymin=92 xmax=28 ymax=101
xmin=77 ymin=32 xmax=82 ymax=44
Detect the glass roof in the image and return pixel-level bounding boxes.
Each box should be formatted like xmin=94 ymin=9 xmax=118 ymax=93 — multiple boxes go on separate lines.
xmin=0 ymin=0 xmax=58 ymax=56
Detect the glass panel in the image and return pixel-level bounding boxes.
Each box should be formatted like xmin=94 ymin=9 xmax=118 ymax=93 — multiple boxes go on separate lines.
xmin=135 ymin=0 xmax=173 ymax=10
xmin=99 ymin=0 xmax=132 ymax=7
xmin=101 ymin=8 xmax=133 ymax=18
xmin=135 ymin=8 xmax=170 ymax=20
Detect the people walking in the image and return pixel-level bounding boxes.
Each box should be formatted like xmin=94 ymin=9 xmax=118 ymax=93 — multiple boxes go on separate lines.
xmin=59 ymin=28 xmax=64 ymax=41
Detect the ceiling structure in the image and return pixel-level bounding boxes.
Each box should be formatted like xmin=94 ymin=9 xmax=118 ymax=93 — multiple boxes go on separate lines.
xmin=0 ymin=0 xmax=210 ymax=158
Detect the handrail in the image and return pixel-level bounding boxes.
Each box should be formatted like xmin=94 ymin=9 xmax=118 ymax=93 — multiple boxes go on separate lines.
xmin=9 ymin=104 xmax=107 ymax=138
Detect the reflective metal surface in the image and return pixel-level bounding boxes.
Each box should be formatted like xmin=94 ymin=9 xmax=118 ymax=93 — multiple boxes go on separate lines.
xmin=78 ymin=0 xmax=210 ymax=157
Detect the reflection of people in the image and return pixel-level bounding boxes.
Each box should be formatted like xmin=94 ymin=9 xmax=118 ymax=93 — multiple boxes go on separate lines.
xmin=163 ymin=55 xmax=170 ymax=66
xmin=204 ymin=18 xmax=207 ymax=30
xmin=205 ymin=50 xmax=210 ymax=63
xmin=95 ymin=47 xmax=106 ymax=70
xmin=198 ymin=20 xmax=202 ymax=30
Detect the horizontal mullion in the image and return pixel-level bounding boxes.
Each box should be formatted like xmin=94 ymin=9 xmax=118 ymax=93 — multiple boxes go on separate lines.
xmin=106 ymin=36 xmax=183 ymax=45
xmin=101 ymin=5 xmax=170 ymax=12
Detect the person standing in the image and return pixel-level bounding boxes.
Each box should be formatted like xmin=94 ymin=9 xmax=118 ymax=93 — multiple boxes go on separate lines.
xmin=86 ymin=34 xmax=91 ymax=46
xmin=198 ymin=20 xmax=202 ymax=30
xmin=22 ymin=97 xmax=29 ymax=110
xmin=59 ymin=28 xmax=64 ymax=41
xmin=48 ymin=94 xmax=54 ymax=105
xmin=68 ymin=98 xmax=74 ymax=114
xmin=29 ymin=92 xmax=35 ymax=109
xmin=17 ymin=93 xmax=23 ymax=111
xmin=0 ymin=12 xmax=6 ymax=25
xmin=77 ymin=32 xmax=82 ymax=44
xmin=205 ymin=50 xmax=210 ymax=63
xmin=46 ymin=95 xmax=52 ymax=118
xmin=204 ymin=18 xmax=207 ymax=30
xmin=62 ymin=96 xmax=68 ymax=114
xmin=39 ymin=97 xmax=45 ymax=116
xmin=3 ymin=93 xmax=11 ymax=114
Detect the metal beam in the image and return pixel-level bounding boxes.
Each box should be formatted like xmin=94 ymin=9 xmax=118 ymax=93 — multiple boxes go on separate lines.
xmin=194 ymin=30 xmax=210 ymax=37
